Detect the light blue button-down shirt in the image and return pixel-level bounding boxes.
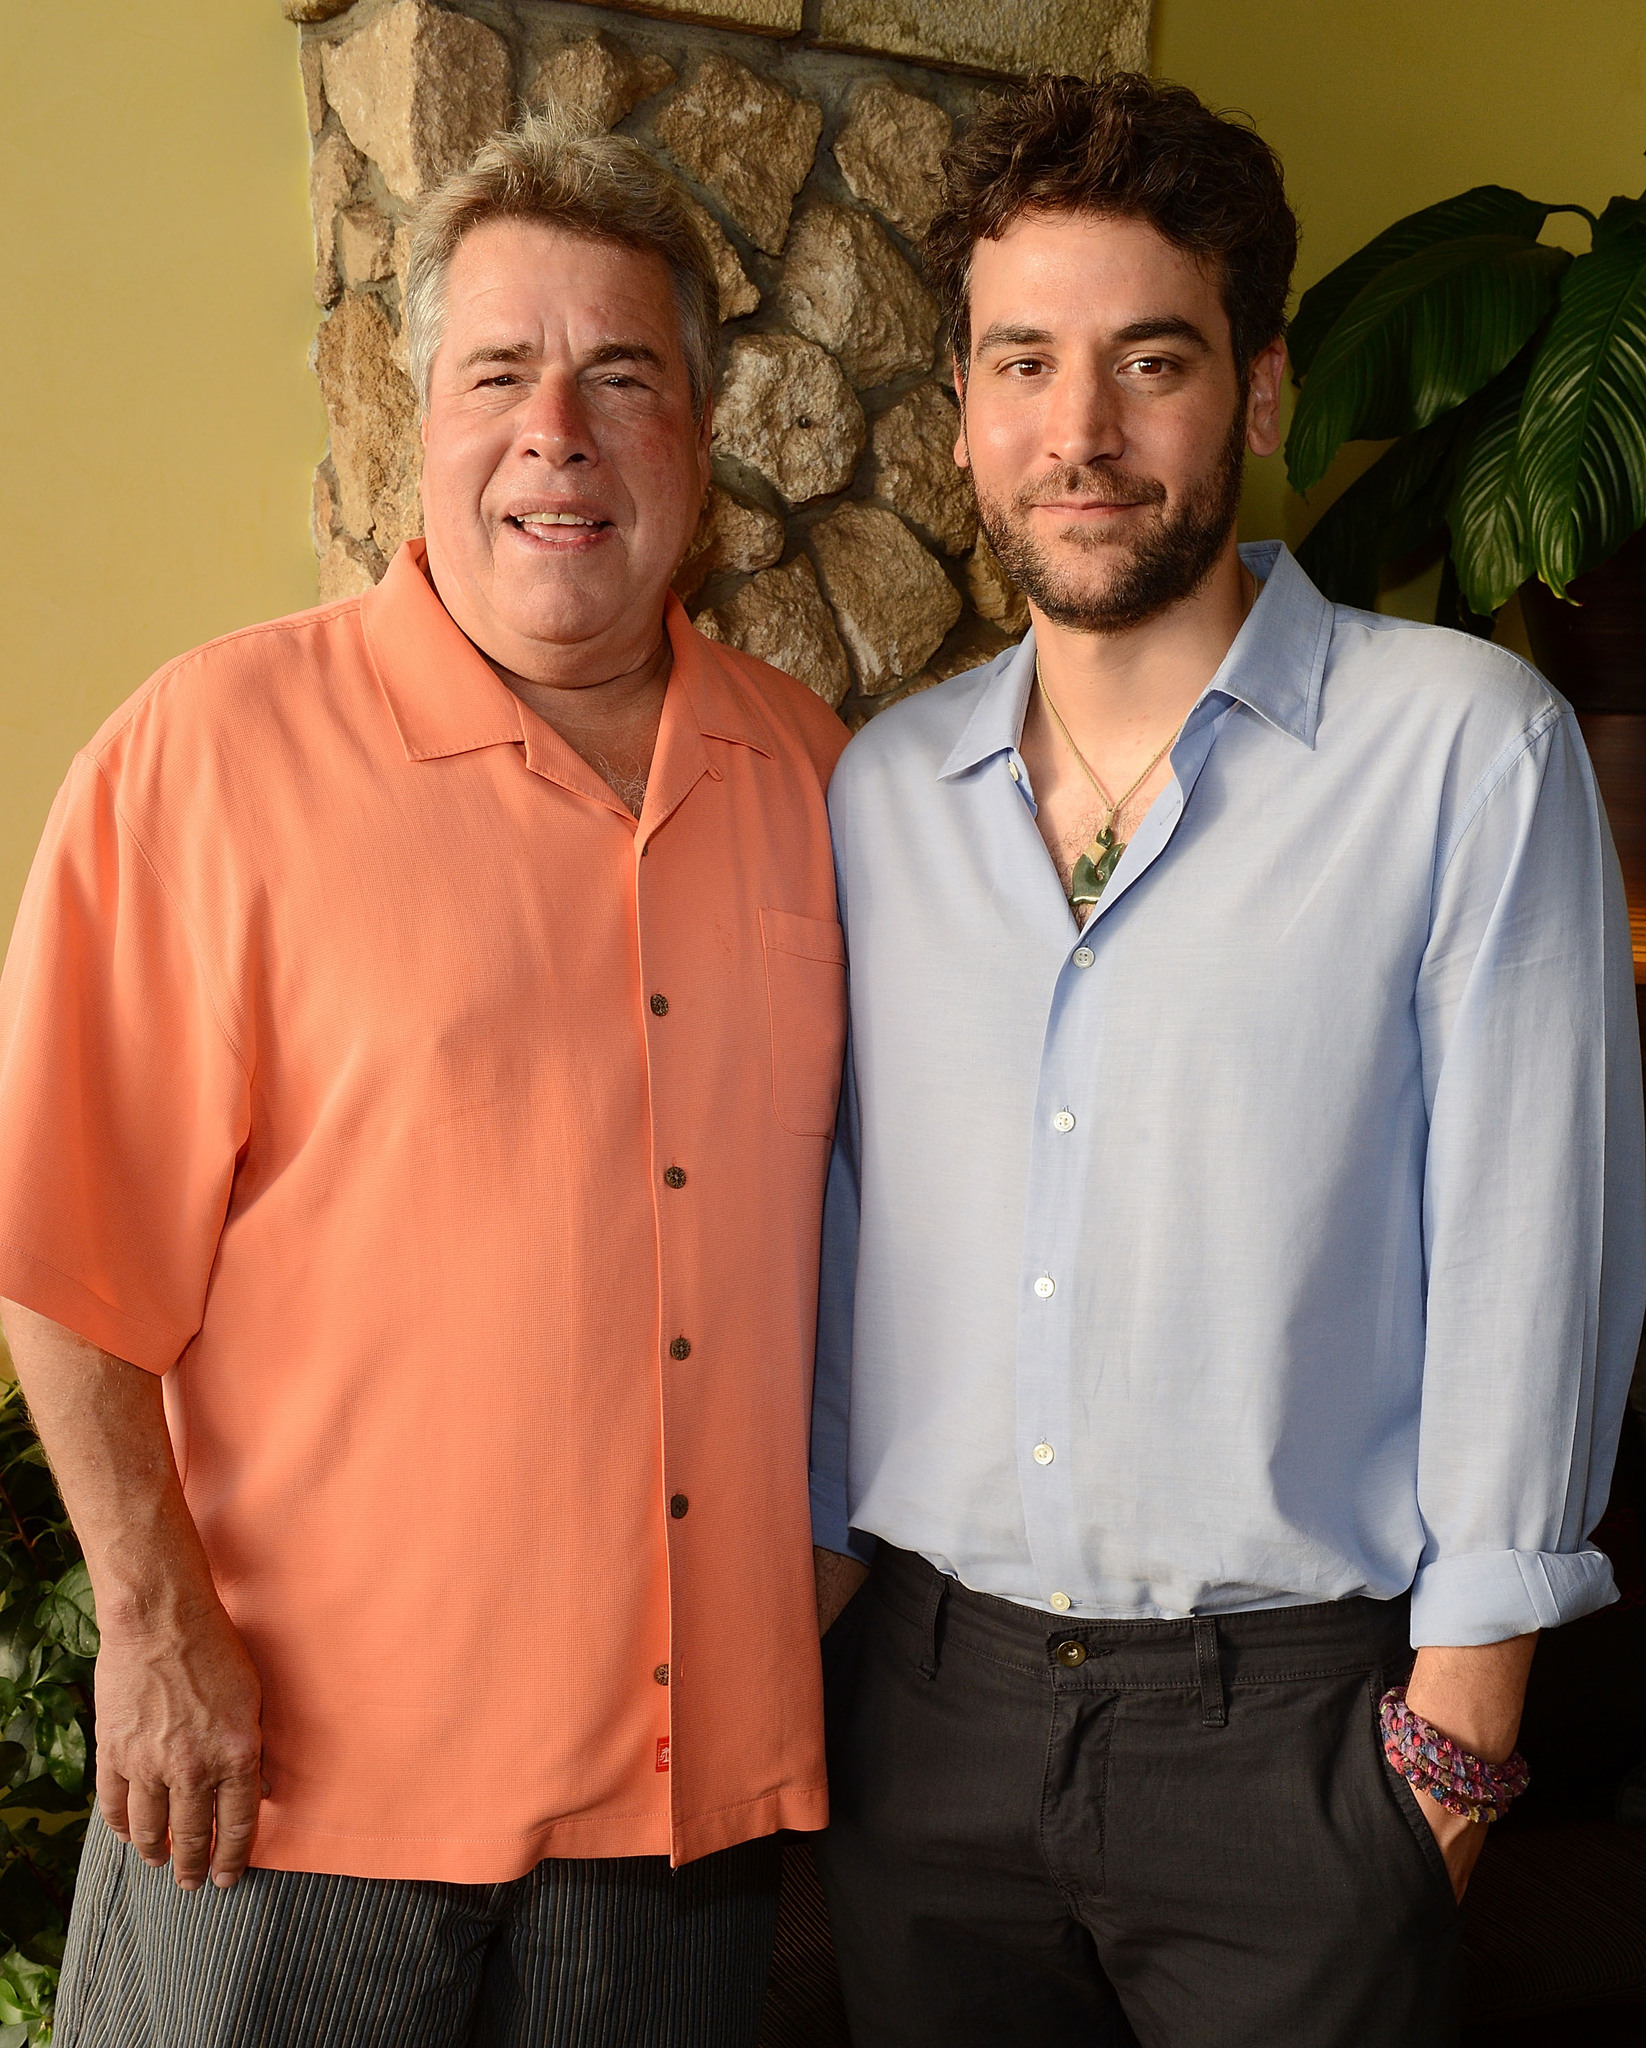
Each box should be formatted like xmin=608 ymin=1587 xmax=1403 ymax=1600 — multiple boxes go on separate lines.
xmin=810 ymin=543 xmax=1646 ymax=1647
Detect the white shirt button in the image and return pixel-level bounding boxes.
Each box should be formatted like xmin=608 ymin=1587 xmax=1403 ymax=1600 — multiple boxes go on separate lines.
xmin=1033 ymin=1274 xmax=1055 ymax=1299
xmin=1049 ymin=1591 xmax=1072 ymax=1612
xmin=1033 ymin=1442 xmax=1055 ymax=1465
xmin=1051 ymin=1109 xmax=1075 ymax=1133
xmin=1008 ymin=760 xmax=1021 ymax=782
xmin=1072 ymin=946 xmax=1095 ymax=969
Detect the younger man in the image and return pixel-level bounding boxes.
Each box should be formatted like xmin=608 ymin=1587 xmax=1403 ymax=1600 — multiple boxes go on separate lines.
xmin=812 ymin=73 xmax=1643 ymax=2048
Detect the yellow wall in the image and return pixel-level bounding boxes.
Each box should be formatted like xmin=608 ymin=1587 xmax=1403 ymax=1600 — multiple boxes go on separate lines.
xmin=3 ymin=1 xmax=1643 ymax=946
xmin=1154 ymin=0 xmax=1646 ymax=611
xmin=0 ymin=3 xmax=322 ymax=950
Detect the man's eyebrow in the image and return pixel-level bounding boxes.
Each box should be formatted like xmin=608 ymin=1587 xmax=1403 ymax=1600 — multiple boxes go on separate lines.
xmin=972 ymin=315 xmax=1213 ymax=355
xmin=453 ymin=338 xmax=669 ymax=374
xmin=455 ymin=338 xmax=539 ymax=374
xmin=582 ymin=339 xmax=667 ymax=373
xmin=1110 ymin=316 xmax=1211 ymax=351
xmin=974 ymin=323 xmax=1056 ymax=354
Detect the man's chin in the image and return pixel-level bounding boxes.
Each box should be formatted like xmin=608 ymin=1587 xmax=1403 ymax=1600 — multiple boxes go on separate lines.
xmin=1013 ymin=550 xmax=1163 ymax=631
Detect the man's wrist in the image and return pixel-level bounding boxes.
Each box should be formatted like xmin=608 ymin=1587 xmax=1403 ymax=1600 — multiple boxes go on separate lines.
xmin=1404 ymin=1635 xmax=1538 ymax=1764
xmin=91 ymin=1575 xmax=226 ymax=1646
xmin=814 ymin=1546 xmax=870 ymax=1635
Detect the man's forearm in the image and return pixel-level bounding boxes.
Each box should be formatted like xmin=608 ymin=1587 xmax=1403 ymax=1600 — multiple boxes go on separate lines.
xmin=1400 ymin=1631 xmax=1538 ymax=1900
xmin=1 ymin=1298 xmax=265 ymax=1889
xmin=0 ymin=1299 xmax=218 ymax=1631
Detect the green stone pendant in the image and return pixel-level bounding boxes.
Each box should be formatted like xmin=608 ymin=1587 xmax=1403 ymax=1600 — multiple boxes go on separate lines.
xmin=1070 ymin=826 xmax=1123 ymax=909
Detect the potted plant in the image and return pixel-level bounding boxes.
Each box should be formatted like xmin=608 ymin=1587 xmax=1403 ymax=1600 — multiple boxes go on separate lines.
xmin=1285 ymin=179 xmax=1646 ymax=707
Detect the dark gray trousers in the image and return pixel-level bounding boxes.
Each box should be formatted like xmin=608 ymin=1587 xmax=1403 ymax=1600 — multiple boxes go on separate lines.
xmin=56 ymin=1811 xmax=781 ymax=2047
xmin=817 ymin=1546 xmax=1462 ymax=2048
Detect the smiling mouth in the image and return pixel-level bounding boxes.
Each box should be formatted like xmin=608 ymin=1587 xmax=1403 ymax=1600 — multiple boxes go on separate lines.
xmin=508 ymin=511 xmax=611 ymax=535
xmin=1037 ymin=499 xmax=1154 ymax=514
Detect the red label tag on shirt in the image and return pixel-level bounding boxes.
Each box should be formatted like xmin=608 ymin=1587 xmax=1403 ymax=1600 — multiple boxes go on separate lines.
xmin=656 ymin=1737 xmax=671 ymax=1773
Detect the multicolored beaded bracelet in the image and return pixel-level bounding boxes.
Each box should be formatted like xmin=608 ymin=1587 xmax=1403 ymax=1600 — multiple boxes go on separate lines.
xmin=1380 ymin=1686 xmax=1530 ymax=1824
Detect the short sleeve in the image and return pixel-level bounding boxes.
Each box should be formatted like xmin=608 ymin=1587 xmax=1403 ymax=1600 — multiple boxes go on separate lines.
xmin=0 ymin=752 xmax=251 ymax=1372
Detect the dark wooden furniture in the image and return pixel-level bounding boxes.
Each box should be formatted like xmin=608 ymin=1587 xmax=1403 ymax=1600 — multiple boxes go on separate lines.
xmin=1578 ymin=714 xmax=1646 ymax=990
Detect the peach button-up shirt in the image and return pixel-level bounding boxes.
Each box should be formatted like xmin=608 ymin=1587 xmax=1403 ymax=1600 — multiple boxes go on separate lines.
xmin=0 ymin=543 xmax=848 ymax=1880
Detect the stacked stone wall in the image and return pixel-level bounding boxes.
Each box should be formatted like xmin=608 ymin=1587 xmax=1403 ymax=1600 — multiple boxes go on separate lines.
xmin=287 ymin=0 xmax=1152 ymax=726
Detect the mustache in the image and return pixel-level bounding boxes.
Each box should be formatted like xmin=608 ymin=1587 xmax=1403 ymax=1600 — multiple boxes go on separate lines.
xmin=1013 ymin=463 xmax=1168 ymax=512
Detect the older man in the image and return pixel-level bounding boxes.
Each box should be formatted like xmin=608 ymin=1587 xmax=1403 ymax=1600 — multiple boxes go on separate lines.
xmin=0 ymin=115 xmax=846 ymax=2047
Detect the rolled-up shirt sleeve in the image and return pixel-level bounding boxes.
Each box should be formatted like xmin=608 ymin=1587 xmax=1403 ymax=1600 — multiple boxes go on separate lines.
xmin=1411 ymin=702 xmax=1646 ymax=1646
xmin=0 ymin=752 xmax=251 ymax=1373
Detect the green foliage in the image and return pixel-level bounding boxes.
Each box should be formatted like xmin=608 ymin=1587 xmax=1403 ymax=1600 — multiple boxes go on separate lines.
xmin=1287 ymin=235 xmax=1569 ymax=495
xmin=1286 ymin=185 xmax=1553 ymax=380
xmin=1296 ymin=405 xmax=1474 ymax=612
xmin=1512 ymin=195 xmax=1646 ymax=597
xmin=1447 ymin=347 xmax=1540 ymax=614
xmin=1285 ymin=174 xmax=1646 ymax=624
xmin=0 ymin=1377 xmax=96 ymax=2042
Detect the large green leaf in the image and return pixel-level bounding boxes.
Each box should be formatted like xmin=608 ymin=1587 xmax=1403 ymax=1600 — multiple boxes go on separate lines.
xmin=1434 ymin=554 xmax=1496 ymax=639
xmin=1592 ymin=191 xmax=1646 ymax=250
xmin=1296 ymin=409 xmax=1468 ymax=608
xmin=1448 ymin=347 xmax=1539 ymax=614
xmin=0 ymin=1948 xmax=55 ymax=2039
xmin=1515 ymin=204 xmax=1646 ymax=595
xmin=1288 ymin=236 xmax=1571 ymax=493
xmin=1289 ymin=185 xmax=1551 ymax=379
xmin=33 ymin=1567 xmax=95 ymax=1664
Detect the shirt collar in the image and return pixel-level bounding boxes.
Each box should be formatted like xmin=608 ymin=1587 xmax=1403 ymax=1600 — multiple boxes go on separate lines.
xmin=360 ymin=540 xmax=777 ymax=767
xmin=936 ymin=541 xmax=1332 ymax=782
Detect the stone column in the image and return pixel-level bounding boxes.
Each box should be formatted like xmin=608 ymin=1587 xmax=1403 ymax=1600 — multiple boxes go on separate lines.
xmin=287 ymin=0 xmax=1151 ymax=727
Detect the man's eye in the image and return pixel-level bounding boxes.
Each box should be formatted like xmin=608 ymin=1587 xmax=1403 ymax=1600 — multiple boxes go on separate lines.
xmin=1128 ymin=357 xmax=1171 ymax=375
xmin=1005 ymin=359 xmax=1047 ymax=377
xmin=478 ymin=373 xmax=518 ymax=388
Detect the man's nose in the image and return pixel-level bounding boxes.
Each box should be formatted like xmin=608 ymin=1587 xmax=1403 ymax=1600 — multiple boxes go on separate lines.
xmin=517 ymin=374 xmax=597 ymax=465
xmin=1043 ymin=366 xmax=1125 ymax=470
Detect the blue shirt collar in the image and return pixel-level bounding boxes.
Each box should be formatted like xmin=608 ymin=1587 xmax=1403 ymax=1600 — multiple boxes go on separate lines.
xmin=937 ymin=541 xmax=1332 ymax=782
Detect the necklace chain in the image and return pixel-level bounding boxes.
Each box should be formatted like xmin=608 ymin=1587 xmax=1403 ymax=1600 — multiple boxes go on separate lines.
xmin=1035 ymin=661 xmax=1179 ymax=911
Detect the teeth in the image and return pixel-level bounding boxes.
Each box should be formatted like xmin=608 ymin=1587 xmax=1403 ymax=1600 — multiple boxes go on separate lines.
xmin=518 ymin=512 xmax=598 ymax=527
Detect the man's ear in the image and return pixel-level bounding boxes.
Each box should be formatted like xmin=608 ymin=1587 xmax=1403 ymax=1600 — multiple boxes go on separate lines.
xmin=1245 ymin=337 xmax=1287 ymax=460
xmin=951 ymin=350 xmax=970 ymax=472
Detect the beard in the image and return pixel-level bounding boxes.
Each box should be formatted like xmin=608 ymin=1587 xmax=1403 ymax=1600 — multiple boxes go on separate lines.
xmin=973 ymin=399 xmax=1248 ymax=636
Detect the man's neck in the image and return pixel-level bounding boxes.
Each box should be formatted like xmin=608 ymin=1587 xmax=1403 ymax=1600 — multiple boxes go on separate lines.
xmin=1029 ymin=538 xmax=1255 ymax=753
xmin=489 ymin=629 xmax=673 ymax=820
xmin=1017 ymin=537 xmax=1258 ymax=920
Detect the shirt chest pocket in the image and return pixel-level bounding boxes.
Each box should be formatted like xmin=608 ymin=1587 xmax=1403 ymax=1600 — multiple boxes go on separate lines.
xmin=759 ymin=908 xmax=848 ymax=1138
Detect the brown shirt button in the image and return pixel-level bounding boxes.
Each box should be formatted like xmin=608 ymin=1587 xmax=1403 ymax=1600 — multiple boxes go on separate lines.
xmin=664 ymin=1166 xmax=687 ymax=1189
xmin=1054 ymin=1639 xmax=1087 ymax=1669
xmin=653 ymin=1664 xmax=670 ymax=1687
xmin=669 ymin=1336 xmax=692 ymax=1361
xmin=669 ymin=1493 xmax=689 ymax=1519
xmin=650 ymin=993 xmax=669 ymax=1016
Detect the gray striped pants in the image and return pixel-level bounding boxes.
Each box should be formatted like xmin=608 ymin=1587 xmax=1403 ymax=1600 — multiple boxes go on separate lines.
xmin=56 ymin=1811 xmax=783 ymax=2047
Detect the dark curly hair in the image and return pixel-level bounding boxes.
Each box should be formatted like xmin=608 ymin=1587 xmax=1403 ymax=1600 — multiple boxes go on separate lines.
xmin=927 ymin=72 xmax=1298 ymax=379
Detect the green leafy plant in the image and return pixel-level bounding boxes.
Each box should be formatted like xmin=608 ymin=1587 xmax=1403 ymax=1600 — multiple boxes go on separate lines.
xmin=0 ymin=1374 xmax=96 ymax=2045
xmin=1286 ymin=179 xmax=1646 ymax=630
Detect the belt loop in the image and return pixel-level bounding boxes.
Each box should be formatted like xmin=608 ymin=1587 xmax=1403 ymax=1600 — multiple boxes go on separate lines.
xmin=1193 ymin=1616 xmax=1226 ymax=1728
xmin=916 ymin=1565 xmax=949 ymax=1681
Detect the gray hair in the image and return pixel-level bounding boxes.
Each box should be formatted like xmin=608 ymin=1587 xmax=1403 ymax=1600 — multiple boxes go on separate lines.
xmin=404 ymin=111 xmax=720 ymax=419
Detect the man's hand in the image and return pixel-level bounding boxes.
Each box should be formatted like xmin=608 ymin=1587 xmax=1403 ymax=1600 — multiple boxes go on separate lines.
xmin=0 ymin=1299 xmax=269 ymax=1890
xmin=94 ymin=1602 xmax=266 ymax=1890
xmin=815 ymin=1545 xmax=869 ymax=1636
xmin=1403 ymin=1633 xmax=1538 ymax=1900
